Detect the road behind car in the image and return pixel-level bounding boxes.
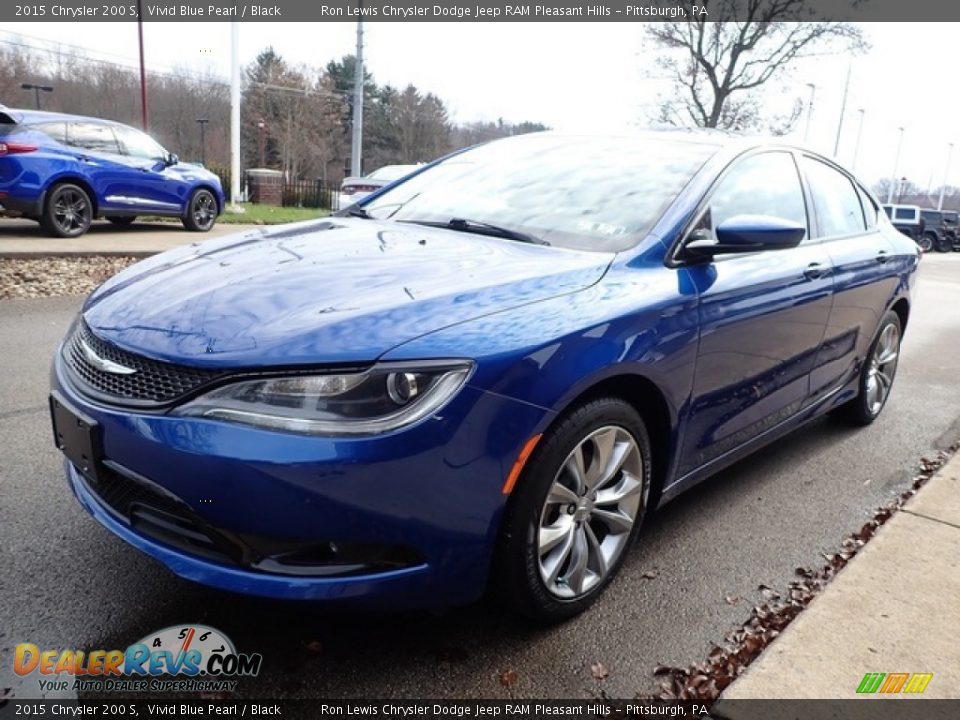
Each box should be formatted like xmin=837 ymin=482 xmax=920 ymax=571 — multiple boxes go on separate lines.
xmin=2 ymin=255 xmax=960 ymax=699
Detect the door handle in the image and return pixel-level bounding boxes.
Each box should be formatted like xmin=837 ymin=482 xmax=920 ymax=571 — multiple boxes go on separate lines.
xmin=803 ymin=262 xmax=826 ymax=280
xmin=876 ymin=250 xmax=890 ymax=264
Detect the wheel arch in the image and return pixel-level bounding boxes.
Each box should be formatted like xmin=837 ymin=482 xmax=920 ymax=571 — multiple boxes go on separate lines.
xmin=45 ymin=175 xmax=99 ymax=217
xmin=522 ymin=370 xmax=679 ymax=509
xmin=890 ymin=296 xmax=910 ymax=333
xmin=189 ymin=183 xmax=223 ymax=215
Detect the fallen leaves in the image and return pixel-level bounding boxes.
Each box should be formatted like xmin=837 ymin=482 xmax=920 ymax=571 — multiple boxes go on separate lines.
xmin=498 ymin=669 xmax=518 ymax=688
xmin=645 ymin=443 xmax=960 ymax=705
xmin=724 ymin=595 xmax=740 ymax=605
xmin=0 ymin=257 xmax=140 ymax=299
xmin=591 ymin=662 xmax=609 ymax=680
xmin=640 ymin=569 xmax=659 ymax=580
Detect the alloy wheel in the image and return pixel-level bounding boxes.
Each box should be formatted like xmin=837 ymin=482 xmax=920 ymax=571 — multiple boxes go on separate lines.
xmin=192 ymin=192 xmax=216 ymax=229
xmin=52 ymin=189 xmax=90 ymax=235
xmin=865 ymin=323 xmax=900 ymax=415
xmin=537 ymin=425 xmax=644 ymax=599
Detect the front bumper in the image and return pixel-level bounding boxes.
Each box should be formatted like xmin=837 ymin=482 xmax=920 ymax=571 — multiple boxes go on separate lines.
xmin=53 ymin=354 xmax=553 ymax=608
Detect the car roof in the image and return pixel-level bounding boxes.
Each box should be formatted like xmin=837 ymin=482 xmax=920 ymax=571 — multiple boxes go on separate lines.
xmin=5 ymin=108 xmax=133 ymax=129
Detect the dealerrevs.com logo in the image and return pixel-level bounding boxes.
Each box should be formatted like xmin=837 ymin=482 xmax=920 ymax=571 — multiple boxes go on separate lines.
xmin=13 ymin=625 xmax=262 ymax=694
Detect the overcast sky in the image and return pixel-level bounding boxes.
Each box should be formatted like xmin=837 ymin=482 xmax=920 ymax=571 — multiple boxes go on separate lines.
xmin=4 ymin=21 xmax=958 ymax=195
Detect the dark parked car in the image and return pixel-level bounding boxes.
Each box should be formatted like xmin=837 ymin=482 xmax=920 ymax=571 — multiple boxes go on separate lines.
xmin=51 ymin=132 xmax=919 ymax=621
xmin=0 ymin=108 xmax=225 ymax=238
xmin=882 ymin=204 xmax=926 ymax=247
xmin=919 ymin=210 xmax=957 ymax=252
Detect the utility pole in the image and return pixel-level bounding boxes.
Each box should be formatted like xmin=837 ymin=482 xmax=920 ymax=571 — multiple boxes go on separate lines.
xmin=136 ymin=0 xmax=148 ymax=130
xmin=196 ymin=118 xmax=209 ymax=166
xmin=833 ymin=62 xmax=852 ymax=157
xmin=887 ymin=127 xmax=905 ymax=205
xmin=229 ymin=21 xmax=241 ymax=209
xmin=938 ymin=142 xmax=954 ymax=211
xmin=803 ymin=83 xmax=816 ymax=144
xmin=851 ymin=109 xmax=865 ymax=172
xmin=350 ymin=7 xmax=364 ymax=178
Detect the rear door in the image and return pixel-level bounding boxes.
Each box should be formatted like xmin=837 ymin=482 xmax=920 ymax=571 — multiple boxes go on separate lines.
xmin=64 ymin=122 xmax=132 ymax=212
xmin=803 ymin=156 xmax=899 ymax=404
xmin=678 ymin=150 xmax=834 ymax=475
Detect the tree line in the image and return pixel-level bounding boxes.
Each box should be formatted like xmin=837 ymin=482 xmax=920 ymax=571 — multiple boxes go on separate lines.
xmin=0 ymin=42 xmax=547 ymax=184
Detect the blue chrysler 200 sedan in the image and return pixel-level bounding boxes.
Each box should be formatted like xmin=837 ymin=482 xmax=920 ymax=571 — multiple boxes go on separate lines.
xmin=0 ymin=107 xmax=225 ymax=237
xmin=50 ymin=132 xmax=918 ymax=622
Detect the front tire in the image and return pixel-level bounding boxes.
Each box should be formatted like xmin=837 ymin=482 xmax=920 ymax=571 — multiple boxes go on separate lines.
xmin=40 ymin=183 xmax=93 ymax=238
xmin=182 ymin=189 xmax=217 ymax=232
xmin=836 ymin=311 xmax=902 ymax=426
xmin=493 ymin=397 xmax=652 ymax=623
xmin=936 ymin=234 xmax=953 ymax=253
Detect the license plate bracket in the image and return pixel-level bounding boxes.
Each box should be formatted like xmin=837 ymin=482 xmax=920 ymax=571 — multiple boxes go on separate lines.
xmin=50 ymin=392 xmax=103 ymax=483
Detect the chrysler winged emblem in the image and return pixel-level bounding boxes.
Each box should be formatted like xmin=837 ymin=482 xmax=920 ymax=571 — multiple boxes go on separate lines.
xmin=79 ymin=338 xmax=137 ymax=375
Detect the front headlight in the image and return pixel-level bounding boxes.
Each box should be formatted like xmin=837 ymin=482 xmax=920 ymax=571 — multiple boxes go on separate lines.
xmin=172 ymin=361 xmax=473 ymax=436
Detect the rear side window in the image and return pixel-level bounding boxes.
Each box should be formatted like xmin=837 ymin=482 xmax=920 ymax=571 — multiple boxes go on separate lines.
xmin=31 ymin=122 xmax=67 ymax=144
xmin=802 ymin=157 xmax=865 ymax=237
xmin=894 ymin=208 xmax=916 ymax=221
xmin=705 ymin=151 xmax=808 ymax=237
xmin=67 ymin=122 xmax=121 ymax=154
xmin=856 ymin=186 xmax=878 ymax=230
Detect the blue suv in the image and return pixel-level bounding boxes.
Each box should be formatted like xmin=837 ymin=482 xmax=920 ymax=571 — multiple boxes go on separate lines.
xmin=0 ymin=107 xmax=225 ymax=237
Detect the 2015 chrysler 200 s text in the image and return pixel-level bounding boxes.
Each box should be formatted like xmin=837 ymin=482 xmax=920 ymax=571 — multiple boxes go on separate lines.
xmin=51 ymin=132 xmax=918 ymax=621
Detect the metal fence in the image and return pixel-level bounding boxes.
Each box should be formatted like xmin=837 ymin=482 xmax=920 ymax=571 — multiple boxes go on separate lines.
xmin=212 ymin=168 xmax=340 ymax=210
xmin=282 ymin=179 xmax=339 ymax=210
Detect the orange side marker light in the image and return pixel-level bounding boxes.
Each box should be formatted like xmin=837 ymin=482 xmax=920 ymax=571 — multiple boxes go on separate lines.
xmin=502 ymin=434 xmax=542 ymax=495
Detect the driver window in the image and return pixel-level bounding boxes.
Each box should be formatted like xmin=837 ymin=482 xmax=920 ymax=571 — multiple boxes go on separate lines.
xmin=695 ymin=152 xmax=808 ymax=241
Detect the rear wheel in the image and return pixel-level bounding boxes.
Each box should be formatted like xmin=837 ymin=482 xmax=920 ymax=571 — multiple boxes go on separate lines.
xmin=494 ymin=397 xmax=652 ymax=623
xmin=40 ymin=183 xmax=92 ymax=238
xmin=182 ymin=188 xmax=217 ymax=232
xmin=936 ymin=234 xmax=953 ymax=253
xmin=918 ymin=233 xmax=935 ymax=252
xmin=106 ymin=216 xmax=136 ymax=226
xmin=835 ymin=311 xmax=902 ymax=426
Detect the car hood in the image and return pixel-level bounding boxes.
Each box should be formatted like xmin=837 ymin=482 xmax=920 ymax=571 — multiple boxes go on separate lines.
xmin=82 ymin=219 xmax=612 ymax=368
xmin=167 ymin=162 xmax=221 ymax=185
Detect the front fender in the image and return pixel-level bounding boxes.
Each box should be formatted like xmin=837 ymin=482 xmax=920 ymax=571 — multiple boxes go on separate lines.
xmin=383 ymin=261 xmax=700 ymax=468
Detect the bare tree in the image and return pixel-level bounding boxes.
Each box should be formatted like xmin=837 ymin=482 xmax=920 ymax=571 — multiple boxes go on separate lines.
xmin=647 ymin=0 xmax=866 ymax=132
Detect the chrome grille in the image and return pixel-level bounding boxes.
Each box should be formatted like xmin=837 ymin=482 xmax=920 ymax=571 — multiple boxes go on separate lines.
xmin=64 ymin=320 xmax=224 ymax=405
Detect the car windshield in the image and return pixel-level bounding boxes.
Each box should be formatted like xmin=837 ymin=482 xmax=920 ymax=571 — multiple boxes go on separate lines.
xmin=114 ymin=125 xmax=167 ymax=161
xmin=363 ymin=134 xmax=718 ymax=252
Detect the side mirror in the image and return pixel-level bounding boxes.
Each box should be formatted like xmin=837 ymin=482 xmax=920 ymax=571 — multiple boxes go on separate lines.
xmin=684 ymin=214 xmax=806 ymax=260
xmin=165 ymin=152 xmax=179 ymax=166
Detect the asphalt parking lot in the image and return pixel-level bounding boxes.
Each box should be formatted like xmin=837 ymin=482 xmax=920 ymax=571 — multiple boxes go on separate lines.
xmin=3 ymin=253 xmax=960 ymax=701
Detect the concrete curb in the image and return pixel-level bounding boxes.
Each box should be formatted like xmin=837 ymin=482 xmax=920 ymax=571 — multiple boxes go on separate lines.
xmin=712 ymin=453 xmax=960 ymax=710
xmin=0 ymin=251 xmax=158 ymax=259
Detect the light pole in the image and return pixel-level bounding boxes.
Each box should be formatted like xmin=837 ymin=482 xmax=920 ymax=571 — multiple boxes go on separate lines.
xmin=851 ymin=109 xmax=865 ymax=172
xmin=196 ymin=118 xmax=209 ymax=166
xmin=803 ymin=83 xmax=816 ymax=144
xmin=257 ymin=119 xmax=266 ymax=168
xmin=20 ymin=83 xmax=53 ymax=110
xmin=938 ymin=142 xmax=954 ymax=211
xmin=887 ymin=126 xmax=905 ymax=205
xmin=136 ymin=0 xmax=148 ymax=130
xmin=229 ymin=21 xmax=241 ymax=209
xmin=833 ymin=62 xmax=852 ymax=157
xmin=350 ymin=8 xmax=364 ymax=178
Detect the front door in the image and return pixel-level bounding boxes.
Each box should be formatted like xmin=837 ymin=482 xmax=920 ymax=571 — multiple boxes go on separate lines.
xmin=678 ymin=150 xmax=834 ymax=476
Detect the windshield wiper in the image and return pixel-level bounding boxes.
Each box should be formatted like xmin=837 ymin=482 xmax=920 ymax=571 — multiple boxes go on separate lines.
xmin=336 ymin=206 xmax=372 ymax=219
xmin=402 ymin=218 xmax=548 ymax=245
